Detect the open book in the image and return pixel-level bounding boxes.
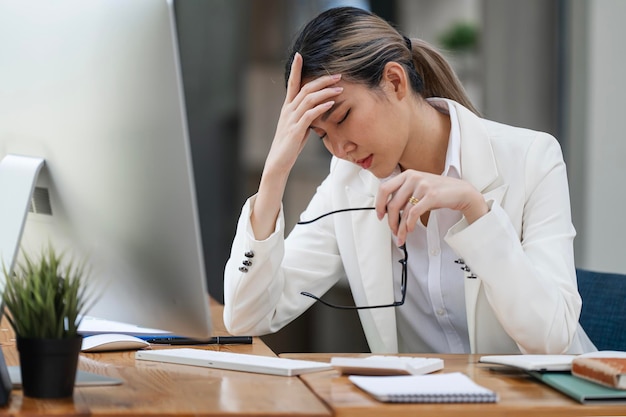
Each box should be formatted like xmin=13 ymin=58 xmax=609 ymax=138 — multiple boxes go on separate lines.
xmin=479 ymin=351 xmax=626 ymax=373
xmin=349 ymin=372 xmax=498 ymax=403
xmin=478 ymin=354 xmax=576 ymax=372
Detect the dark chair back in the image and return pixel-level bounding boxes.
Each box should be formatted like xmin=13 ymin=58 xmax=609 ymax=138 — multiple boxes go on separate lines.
xmin=577 ymin=268 xmax=626 ymax=351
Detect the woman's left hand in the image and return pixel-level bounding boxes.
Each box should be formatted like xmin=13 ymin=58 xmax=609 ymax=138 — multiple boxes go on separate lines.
xmin=374 ymin=170 xmax=489 ymax=246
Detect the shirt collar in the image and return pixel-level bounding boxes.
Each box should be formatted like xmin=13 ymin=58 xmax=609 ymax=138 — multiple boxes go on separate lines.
xmin=427 ymin=98 xmax=461 ymax=179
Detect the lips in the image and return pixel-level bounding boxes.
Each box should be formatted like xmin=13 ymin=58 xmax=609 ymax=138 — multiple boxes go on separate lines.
xmin=356 ymin=154 xmax=373 ymax=169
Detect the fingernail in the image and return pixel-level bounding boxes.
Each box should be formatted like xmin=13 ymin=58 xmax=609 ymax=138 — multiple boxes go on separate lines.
xmin=331 ymin=74 xmax=342 ymax=80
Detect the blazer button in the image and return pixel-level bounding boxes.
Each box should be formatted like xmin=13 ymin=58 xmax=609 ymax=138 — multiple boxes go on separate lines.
xmin=238 ymin=266 xmax=249 ymax=273
xmin=242 ymin=259 xmax=252 ymax=266
xmin=244 ymin=251 xmax=254 ymax=258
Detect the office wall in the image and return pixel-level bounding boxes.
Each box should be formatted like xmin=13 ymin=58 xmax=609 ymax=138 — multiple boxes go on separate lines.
xmin=480 ymin=0 xmax=626 ymax=275
xmin=565 ymin=0 xmax=626 ymax=274
xmin=481 ymin=0 xmax=560 ymax=136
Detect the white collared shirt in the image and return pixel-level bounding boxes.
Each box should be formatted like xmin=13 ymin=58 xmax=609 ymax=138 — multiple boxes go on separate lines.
xmin=392 ymin=98 xmax=470 ymax=353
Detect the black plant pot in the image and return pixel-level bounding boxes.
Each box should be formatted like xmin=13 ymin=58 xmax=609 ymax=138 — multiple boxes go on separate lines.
xmin=16 ymin=336 xmax=83 ymax=398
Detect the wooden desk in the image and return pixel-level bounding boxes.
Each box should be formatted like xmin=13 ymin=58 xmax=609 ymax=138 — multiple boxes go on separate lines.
xmin=0 ymin=300 xmax=331 ymax=416
xmin=281 ymin=353 xmax=626 ymax=417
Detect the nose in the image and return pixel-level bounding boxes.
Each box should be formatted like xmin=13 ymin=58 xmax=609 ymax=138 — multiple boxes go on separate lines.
xmin=328 ymin=136 xmax=357 ymax=159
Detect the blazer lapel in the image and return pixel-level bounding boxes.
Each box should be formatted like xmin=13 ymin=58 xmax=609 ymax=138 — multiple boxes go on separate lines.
xmin=455 ymin=104 xmax=498 ymax=191
xmin=344 ymin=170 xmax=397 ymax=352
xmin=452 ymin=102 xmax=510 ymax=352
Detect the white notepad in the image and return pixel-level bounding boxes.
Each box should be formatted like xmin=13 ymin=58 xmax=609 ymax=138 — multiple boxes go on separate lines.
xmin=331 ymin=355 xmax=443 ymax=376
xmin=135 ymin=348 xmax=332 ymax=377
xmin=349 ymin=372 xmax=498 ymax=403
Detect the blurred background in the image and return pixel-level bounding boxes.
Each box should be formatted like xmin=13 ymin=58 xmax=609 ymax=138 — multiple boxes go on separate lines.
xmin=174 ymin=0 xmax=626 ymax=353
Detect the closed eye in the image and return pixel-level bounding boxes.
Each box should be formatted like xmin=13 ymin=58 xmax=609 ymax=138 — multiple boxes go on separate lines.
xmin=338 ymin=109 xmax=350 ymax=124
xmin=313 ymin=109 xmax=348 ymax=140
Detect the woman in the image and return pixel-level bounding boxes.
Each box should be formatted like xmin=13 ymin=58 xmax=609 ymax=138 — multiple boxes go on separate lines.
xmin=223 ymin=6 xmax=595 ymax=354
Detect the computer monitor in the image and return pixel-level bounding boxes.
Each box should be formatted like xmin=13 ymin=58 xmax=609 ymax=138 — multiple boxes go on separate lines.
xmin=0 ymin=0 xmax=212 ymax=339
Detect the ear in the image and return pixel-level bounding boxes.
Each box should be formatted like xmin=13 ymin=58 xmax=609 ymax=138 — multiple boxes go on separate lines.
xmin=381 ymin=61 xmax=409 ymax=100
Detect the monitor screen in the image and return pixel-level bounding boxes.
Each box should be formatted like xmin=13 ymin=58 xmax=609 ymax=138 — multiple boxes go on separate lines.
xmin=0 ymin=0 xmax=212 ymax=338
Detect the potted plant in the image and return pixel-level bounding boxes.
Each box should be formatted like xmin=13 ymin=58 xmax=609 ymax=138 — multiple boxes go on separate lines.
xmin=438 ymin=21 xmax=480 ymax=83
xmin=1 ymin=245 xmax=93 ymax=398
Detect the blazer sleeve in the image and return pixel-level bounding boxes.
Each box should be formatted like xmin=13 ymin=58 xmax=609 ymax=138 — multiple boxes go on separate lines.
xmin=223 ymin=175 xmax=345 ymax=336
xmin=446 ymin=132 xmax=580 ymax=354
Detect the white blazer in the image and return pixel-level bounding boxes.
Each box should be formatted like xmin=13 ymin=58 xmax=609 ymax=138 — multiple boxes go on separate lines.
xmin=223 ymin=100 xmax=596 ymax=354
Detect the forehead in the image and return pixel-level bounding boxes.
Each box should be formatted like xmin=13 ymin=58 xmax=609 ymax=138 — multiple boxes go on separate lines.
xmin=308 ymin=80 xmax=386 ymax=130
xmin=301 ymin=78 xmax=380 ymax=100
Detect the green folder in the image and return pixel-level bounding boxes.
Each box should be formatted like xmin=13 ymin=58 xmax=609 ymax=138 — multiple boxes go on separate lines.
xmin=529 ymin=371 xmax=626 ymax=404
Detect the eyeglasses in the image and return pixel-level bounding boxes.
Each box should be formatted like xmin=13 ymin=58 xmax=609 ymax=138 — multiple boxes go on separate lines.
xmin=297 ymin=207 xmax=408 ymax=310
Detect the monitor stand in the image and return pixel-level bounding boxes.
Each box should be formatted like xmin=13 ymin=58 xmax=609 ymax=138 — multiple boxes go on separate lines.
xmin=0 ymin=154 xmax=45 ymax=275
xmin=0 ymin=154 xmax=44 ymax=405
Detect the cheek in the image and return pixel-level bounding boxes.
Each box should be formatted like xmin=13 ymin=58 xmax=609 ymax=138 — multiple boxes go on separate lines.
xmin=348 ymin=109 xmax=378 ymax=139
xmin=359 ymin=101 xmax=393 ymax=135
xmin=352 ymin=115 xmax=388 ymax=148
xmin=321 ymin=139 xmax=334 ymax=155
xmin=376 ymin=107 xmax=407 ymax=143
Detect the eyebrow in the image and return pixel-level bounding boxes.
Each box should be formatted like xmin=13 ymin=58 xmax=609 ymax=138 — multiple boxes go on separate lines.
xmin=321 ymin=100 xmax=345 ymax=122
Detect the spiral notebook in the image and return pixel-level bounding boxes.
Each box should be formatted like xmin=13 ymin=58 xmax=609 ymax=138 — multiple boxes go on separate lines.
xmin=349 ymin=372 xmax=498 ymax=403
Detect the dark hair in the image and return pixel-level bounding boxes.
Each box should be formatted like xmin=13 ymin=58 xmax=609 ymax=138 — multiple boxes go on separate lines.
xmin=285 ymin=6 xmax=479 ymax=115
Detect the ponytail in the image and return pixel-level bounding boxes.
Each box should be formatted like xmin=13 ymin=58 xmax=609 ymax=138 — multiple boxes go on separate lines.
xmin=408 ymin=38 xmax=480 ymax=116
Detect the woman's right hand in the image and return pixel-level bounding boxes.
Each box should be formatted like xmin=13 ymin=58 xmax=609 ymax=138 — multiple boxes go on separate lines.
xmin=251 ymin=53 xmax=343 ymax=240
xmin=264 ymin=52 xmax=343 ymax=176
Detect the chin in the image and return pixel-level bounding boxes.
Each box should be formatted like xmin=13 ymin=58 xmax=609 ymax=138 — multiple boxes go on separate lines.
xmin=370 ymin=170 xmax=385 ymax=179
xmin=370 ymin=165 xmax=398 ymax=179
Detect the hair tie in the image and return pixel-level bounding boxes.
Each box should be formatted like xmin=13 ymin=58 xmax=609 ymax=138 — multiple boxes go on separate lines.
xmin=403 ymin=35 xmax=412 ymax=51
